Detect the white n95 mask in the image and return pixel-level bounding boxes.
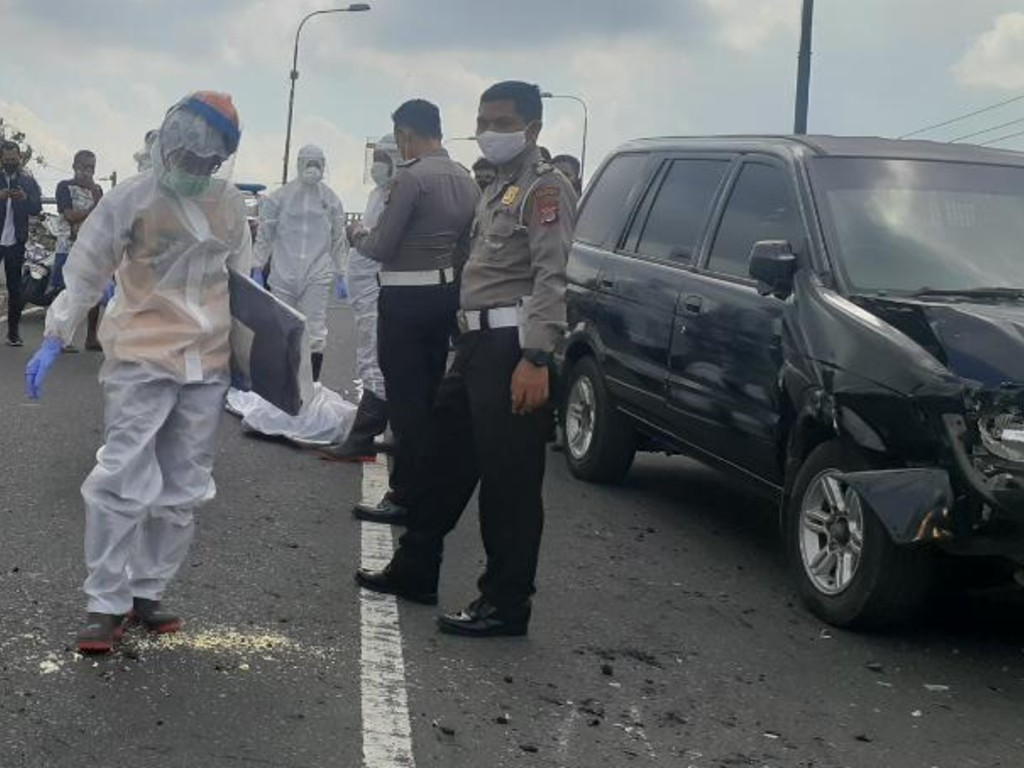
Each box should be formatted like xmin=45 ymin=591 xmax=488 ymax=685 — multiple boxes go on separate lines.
xmin=476 ymin=130 xmax=527 ymax=166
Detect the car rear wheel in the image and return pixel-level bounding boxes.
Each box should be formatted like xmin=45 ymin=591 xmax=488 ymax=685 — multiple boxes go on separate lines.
xmin=787 ymin=440 xmax=932 ymax=629
xmin=563 ymin=356 xmax=635 ymax=484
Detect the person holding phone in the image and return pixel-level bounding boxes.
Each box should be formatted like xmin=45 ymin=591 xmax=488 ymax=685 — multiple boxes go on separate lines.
xmin=0 ymin=140 xmax=43 ymax=346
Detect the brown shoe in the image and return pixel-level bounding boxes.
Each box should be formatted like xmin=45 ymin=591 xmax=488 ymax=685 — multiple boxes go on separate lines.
xmin=77 ymin=613 xmax=126 ymax=654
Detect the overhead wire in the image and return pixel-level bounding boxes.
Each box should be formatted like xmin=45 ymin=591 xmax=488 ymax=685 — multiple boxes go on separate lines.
xmin=949 ymin=115 xmax=1024 ymax=143
xmin=898 ymin=92 xmax=1024 ymax=139
xmin=979 ymin=127 xmax=1024 ymax=147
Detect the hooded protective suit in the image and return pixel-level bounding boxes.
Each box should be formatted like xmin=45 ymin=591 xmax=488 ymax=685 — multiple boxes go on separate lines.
xmin=253 ymin=144 xmax=346 ymax=372
xmin=133 ymin=129 xmax=159 ymax=173
xmin=317 ymin=135 xmax=398 ymax=460
xmin=348 ymin=133 xmax=399 ymax=400
xmin=37 ymin=92 xmax=251 ymax=618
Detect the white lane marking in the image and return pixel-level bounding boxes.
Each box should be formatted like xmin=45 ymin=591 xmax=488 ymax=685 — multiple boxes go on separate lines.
xmin=360 ymin=456 xmax=416 ymax=768
xmin=554 ymin=703 xmax=582 ymax=762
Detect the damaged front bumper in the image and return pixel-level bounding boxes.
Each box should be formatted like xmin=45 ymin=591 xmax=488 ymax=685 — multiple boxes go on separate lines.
xmin=832 ymin=406 xmax=1024 ymax=559
xmin=838 ymin=469 xmax=955 ymax=544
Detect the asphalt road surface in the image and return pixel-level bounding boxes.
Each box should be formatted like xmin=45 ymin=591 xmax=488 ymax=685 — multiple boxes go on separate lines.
xmin=0 ymin=301 xmax=1022 ymax=768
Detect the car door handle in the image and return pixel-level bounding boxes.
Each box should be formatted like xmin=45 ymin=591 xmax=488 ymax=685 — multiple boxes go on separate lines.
xmin=683 ymin=295 xmax=704 ymax=314
xmin=598 ymin=277 xmax=615 ymax=289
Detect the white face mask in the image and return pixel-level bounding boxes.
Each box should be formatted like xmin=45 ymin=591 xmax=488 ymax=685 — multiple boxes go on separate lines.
xmin=302 ymin=166 xmax=323 ymax=184
xmin=476 ymin=130 xmax=527 ymax=166
xmin=370 ymin=162 xmax=391 ymax=187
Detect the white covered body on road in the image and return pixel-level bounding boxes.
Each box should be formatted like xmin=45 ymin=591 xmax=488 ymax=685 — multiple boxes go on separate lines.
xmin=226 ymin=383 xmax=357 ymax=446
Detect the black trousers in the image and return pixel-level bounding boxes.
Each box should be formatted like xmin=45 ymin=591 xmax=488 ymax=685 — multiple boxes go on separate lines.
xmin=0 ymin=243 xmax=25 ymax=337
xmin=399 ymin=327 xmax=551 ymax=608
xmin=376 ymin=282 xmax=459 ymax=503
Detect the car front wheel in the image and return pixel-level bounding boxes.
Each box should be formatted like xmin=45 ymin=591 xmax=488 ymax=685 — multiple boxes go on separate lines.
xmin=563 ymin=356 xmax=635 ymax=484
xmin=787 ymin=440 xmax=932 ymax=629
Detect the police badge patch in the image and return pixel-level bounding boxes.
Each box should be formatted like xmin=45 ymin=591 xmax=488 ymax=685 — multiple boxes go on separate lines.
xmin=534 ymin=187 xmax=560 ymax=225
xmin=502 ymin=185 xmax=520 ymax=206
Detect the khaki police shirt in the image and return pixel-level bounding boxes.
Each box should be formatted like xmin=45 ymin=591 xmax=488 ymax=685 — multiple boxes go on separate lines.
xmin=460 ymin=146 xmax=578 ymax=353
xmin=358 ymin=148 xmax=479 ymax=273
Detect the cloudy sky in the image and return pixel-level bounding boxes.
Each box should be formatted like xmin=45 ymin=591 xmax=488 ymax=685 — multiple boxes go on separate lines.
xmin=2 ymin=0 xmax=1024 ymax=210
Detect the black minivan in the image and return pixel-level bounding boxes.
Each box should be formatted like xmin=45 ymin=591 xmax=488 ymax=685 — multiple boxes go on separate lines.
xmin=561 ymin=135 xmax=1024 ymax=628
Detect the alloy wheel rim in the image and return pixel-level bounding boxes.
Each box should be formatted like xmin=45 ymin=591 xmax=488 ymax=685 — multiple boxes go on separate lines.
xmin=566 ymin=375 xmax=596 ymax=460
xmin=799 ymin=470 xmax=865 ymax=595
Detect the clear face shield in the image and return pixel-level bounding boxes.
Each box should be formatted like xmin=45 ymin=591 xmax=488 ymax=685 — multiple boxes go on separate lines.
xmin=363 ymin=134 xmax=400 ymax=186
xmin=157 ymin=106 xmax=236 ymax=201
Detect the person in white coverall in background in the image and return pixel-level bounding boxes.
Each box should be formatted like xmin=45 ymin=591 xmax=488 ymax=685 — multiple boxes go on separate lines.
xmin=321 ymin=134 xmax=399 ymax=460
xmin=252 ymin=144 xmax=346 ymax=382
xmin=133 ymin=128 xmax=159 ymax=173
xmin=24 ymin=91 xmax=251 ymax=654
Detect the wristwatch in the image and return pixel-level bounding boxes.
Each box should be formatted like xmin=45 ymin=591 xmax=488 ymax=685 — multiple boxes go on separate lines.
xmin=521 ymin=348 xmax=553 ymax=367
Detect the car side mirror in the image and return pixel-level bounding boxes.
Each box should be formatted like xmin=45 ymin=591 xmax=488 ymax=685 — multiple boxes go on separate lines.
xmin=749 ymin=240 xmax=797 ymax=299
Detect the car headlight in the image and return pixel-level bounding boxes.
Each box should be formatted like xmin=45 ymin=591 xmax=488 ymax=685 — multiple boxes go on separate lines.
xmin=979 ymin=412 xmax=1024 ymax=462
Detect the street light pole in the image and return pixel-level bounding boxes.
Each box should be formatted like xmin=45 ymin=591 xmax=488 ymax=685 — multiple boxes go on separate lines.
xmin=540 ymin=92 xmax=589 ymax=180
xmin=793 ymin=0 xmax=814 ymax=135
xmin=282 ymin=3 xmax=370 ymax=185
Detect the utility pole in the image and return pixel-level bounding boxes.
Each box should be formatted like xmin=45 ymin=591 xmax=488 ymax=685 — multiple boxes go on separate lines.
xmin=793 ymin=0 xmax=814 ymax=135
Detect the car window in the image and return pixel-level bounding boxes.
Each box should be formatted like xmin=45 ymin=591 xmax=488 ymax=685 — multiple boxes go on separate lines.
xmin=635 ymin=159 xmax=730 ymax=262
xmin=575 ymin=153 xmax=648 ymax=248
xmin=707 ymin=163 xmax=802 ymax=279
xmin=814 ymin=157 xmax=1024 ymax=293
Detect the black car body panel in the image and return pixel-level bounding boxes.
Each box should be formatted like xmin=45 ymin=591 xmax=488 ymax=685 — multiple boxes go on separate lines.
xmin=564 ymin=135 xmax=1024 ymax=561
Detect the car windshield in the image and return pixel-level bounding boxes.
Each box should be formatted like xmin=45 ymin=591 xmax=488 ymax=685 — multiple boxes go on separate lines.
xmin=813 ymin=157 xmax=1024 ymax=295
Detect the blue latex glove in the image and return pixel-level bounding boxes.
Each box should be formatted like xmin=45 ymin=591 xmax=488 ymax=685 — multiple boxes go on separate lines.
xmin=335 ymin=275 xmax=347 ymax=299
xmin=25 ymin=337 xmax=63 ymax=400
xmin=99 ymin=280 xmax=116 ymax=306
xmin=251 ymin=267 xmax=267 ymax=288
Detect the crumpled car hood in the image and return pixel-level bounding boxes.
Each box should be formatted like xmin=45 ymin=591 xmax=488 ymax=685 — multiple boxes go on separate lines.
xmin=854 ymin=296 xmax=1024 ymax=387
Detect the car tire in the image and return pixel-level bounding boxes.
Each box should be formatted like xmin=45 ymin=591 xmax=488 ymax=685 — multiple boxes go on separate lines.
xmin=562 ymin=356 xmax=636 ymax=484
xmin=786 ymin=440 xmax=932 ymax=629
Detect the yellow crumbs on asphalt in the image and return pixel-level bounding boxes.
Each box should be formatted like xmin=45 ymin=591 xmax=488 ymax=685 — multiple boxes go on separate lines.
xmin=131 ymin=627 xmax=295 ymax=654
xmin=120 ymin=625 xmax=337 ymax=663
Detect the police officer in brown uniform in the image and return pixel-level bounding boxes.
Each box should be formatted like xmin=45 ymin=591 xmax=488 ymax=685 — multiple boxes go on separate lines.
xmin=349 ymin=99 xmax=479 ymax=524
xmin=357 ymin=81 xmax=578 ymax=637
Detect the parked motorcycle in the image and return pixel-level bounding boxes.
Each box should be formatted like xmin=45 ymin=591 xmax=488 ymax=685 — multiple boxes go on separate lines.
xmin=21 ymin=239 xmax=58 ymax=308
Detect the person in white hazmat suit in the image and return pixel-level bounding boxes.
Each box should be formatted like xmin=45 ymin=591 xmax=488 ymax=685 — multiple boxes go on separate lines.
xmin=252 ymin=144 xmax=346 ymax=382
xmin=24 ymin=91 xmax=251 ymax=654
xmin=133 ymin=128 xmax=159 ymax=173
xmin=321 ymin=134 xmax=399 ymax=460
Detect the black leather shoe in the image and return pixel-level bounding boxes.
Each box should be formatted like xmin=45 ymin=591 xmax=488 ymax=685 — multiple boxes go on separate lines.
xmin=355 ymin=564 xmax=438 ymax=605
xmin=319 ymin=443 xmax=376 ymax=462
xmin=319 ymin=436 xmax=395 ymax=462
xmin=322 ymin=391 xmax=390 ymax=461
xmin=353 ymin=497 xmax=408 ymax=525
xmin=437 ymin=597 xmax=530 ymax=637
